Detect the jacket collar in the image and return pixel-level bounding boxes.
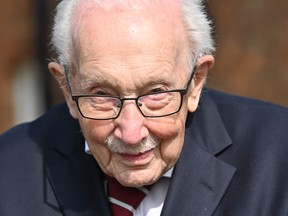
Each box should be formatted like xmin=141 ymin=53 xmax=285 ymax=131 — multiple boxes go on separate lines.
xmin=161 ymin=90 xmax=236 ymax=215
xmin=42 ymin=105 xmax=111 ymax=216
xmin=185 ymin=90 xmax=232 ymax=155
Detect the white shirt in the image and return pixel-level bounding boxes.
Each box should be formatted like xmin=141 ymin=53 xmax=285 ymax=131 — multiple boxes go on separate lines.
xmin=85 ymin=142 xmax=172 ymax=215
xmin=135 ymin=170 xmax=171 ymax=216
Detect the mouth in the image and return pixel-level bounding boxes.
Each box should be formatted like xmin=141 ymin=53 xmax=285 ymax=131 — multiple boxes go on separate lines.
xmin=119 ymin=149 xmax=154 ymax=162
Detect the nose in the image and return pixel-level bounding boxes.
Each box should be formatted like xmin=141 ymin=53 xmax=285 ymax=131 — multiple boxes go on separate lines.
xmin=114 ymin=101 xmax=149 ymax=145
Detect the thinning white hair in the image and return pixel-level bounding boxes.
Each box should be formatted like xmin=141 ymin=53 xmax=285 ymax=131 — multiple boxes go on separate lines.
xmin=50 ymin=0 xmax=215 ymax=69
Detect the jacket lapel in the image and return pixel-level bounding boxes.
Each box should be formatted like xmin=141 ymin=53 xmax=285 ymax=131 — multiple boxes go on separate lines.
xmin=44 ymin=117 xmax=111 ymax=216
xmin=161 ymin=91 xmax=236 ymax=216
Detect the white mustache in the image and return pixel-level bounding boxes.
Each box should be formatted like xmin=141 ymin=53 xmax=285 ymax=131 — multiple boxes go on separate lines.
xmin=106 ymin=134 xmax=160 ymax=155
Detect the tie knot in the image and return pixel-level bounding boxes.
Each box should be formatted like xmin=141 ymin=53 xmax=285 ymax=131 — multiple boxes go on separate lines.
xmin=105 ymin=175 xmax=152 ymax=216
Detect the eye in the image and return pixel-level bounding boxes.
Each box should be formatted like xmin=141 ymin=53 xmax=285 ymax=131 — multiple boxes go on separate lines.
xmin=151 ymin=87 xmax=166 ymax=93
xmin=91 ymin=88 xmax=112 ymax=96
xmin=95 ymin=90 xmax=108 ymax=96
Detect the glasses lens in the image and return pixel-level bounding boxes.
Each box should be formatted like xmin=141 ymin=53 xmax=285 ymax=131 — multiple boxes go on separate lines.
xmin=78 ymin=96 xmax=121 ymax=119
xmin=138 ymin=91 xmax=182 ymax=117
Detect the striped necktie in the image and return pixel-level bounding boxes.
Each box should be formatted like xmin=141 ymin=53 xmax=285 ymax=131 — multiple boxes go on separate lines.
xmin=106 ymin=176 xmax=152 ymax=216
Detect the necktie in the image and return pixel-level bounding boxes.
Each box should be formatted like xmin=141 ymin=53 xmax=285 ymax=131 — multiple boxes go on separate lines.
xmin=106 ymin=175 xmax=152 ymax=216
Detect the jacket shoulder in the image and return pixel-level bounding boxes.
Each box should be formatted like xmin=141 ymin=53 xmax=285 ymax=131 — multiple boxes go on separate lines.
xmin=0 ymin=103 xmax=78 ymax=154
xmin=205 ymin=89 xmax=288 ymax=142
xmin=205 ymin=89 xmax=288 ymax=124
xmin=0 ymin=104 xmax=71 ymax=215
xmin=203 ymin=90 xmax=288 ymax=215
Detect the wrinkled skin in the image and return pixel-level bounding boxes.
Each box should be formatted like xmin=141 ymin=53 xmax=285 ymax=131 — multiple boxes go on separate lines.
xmin=49 ymin=0 xmax=214 ymax=187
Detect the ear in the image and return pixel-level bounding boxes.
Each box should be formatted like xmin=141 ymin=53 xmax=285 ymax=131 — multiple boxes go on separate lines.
xmin=48 ymin=62 xmax=79 ymax=119
xmin=187 ymin=55 xmax=214 ymax=112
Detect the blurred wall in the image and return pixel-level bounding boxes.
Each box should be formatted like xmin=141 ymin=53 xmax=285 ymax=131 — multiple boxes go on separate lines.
xmin=207 ymin=0 xmax=288 ymax=106
xmin=0 ymin=0 xmax=39 ymax=133
xmin=0 ymin=0 xmax=287 ymax=133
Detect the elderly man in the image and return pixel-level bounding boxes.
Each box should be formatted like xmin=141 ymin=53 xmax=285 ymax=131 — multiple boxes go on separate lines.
xmin=0 ymin=0 xmax=288 ymax=215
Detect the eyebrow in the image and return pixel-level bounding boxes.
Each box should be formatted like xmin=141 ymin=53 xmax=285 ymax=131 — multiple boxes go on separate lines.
xmin=77 ymin=74 xmax=107 ymax=93
xmin=80 ymin=74 xmax=103 ymax=86
xmin=74 ymin=69 xmax=180 ymax=95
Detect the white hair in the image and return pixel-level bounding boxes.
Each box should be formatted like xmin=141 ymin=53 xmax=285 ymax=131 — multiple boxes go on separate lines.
xmin=50 ymin=0 xmax=215 ymax=68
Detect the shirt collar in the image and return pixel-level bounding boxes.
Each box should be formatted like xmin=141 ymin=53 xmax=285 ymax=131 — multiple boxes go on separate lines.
xmin=85 ymin=141 xmax=92 ymax=154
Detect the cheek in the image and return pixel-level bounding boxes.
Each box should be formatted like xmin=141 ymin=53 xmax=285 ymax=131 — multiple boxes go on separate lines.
xmin=148 ymin=113 xmax=186 ymax=165
xmin=79 ymin=119 xmax=115 ymax=170
xmin=80 ymin=119 xmax=114 ymax=143
xmin=159 ymin=129 xmax=185 ymax=167
xmin=148 ymin=107 xmax=187 ymax=140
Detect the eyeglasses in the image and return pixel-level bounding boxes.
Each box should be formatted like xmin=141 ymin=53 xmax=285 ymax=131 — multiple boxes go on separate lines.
xmin=65 ymin=66 xmax=196 ymax=120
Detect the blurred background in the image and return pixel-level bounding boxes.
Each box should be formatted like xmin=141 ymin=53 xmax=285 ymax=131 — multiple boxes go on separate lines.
xmin=0 ymin=0 xmax=287 ymax=133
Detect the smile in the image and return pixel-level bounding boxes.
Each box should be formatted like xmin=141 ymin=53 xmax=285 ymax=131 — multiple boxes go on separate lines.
xmin=118 ymin=149 xmax=154 ymax=162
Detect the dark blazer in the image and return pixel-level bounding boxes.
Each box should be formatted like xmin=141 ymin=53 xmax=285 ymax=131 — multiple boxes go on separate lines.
xmin=1 ymin=89 xmax=288 ymax=216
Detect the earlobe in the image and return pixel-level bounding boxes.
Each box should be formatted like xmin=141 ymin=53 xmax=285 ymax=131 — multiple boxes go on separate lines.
xmin=187 ymin=73 xmax=204 ymax=112
xmin=187 ymin=55 xmax=215 ymax=112
xmin=48 ymin=62 xmax=79 ymax=119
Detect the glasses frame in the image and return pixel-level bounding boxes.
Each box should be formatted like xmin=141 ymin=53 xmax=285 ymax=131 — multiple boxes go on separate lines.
xmin=65 ymin=65 xmax=197 ymax=120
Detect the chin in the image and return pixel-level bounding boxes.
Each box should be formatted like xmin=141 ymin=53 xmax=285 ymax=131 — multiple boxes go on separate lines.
xmin=116 ymin=168 xmax=161 ymax=187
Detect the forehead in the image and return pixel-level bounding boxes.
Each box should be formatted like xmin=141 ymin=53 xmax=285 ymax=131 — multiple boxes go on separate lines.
xmin=72 ymin=0 xmax=188 ymax=62
xmin=69 ymin=1 xmax=190 ymax=92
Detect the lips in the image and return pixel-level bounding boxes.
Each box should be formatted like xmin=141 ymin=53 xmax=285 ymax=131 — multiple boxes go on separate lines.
xmin=119 ymin=149 xmax=154 ymax=162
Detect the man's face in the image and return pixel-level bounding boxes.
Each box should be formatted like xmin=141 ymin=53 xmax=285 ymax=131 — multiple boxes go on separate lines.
xmin=64 ymin=2 xmax=201 ymax=187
